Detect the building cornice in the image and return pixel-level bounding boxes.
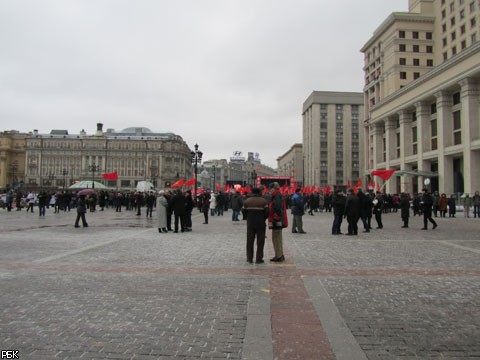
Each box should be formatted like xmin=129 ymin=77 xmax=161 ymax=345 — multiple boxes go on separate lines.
xmin=360 ymin=12 xmax=435 ymax=52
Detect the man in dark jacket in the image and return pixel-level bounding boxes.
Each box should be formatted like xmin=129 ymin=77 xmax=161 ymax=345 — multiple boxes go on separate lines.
xmin=171 ymin=189 xmax=186 ymax=232
xmin=74 ymin=195 xmax=88 ymax=228
xmin=400 ymin=192 xmax=410 ymax=228
xmin=357 ymin=188 xmax=372 ymax=233
xmin=421 ymin=188 xmax=437 ymax=230
xmin=373 ymin=192 xmax=384 ymax=229
xmin=331 ymin=190 xmax=346 ymax=235
xmin=291 ymin=188 xmax=306 ymax=234
xmin=344 ymin=189 xmax=361 ymax=235
xmin=231 ymin=191 xmax=243 ymax=222
xmin=243 ymin=187 xmax=269 ymax=264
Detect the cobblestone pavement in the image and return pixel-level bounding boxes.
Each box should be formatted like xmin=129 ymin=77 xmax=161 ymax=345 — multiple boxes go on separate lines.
xmin=0 ymin=206 xmax=479 ymax=359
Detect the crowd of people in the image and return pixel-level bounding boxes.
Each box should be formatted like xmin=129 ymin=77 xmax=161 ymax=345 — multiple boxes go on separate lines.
xmin=2 ymin=186 xmax=479 ymax=265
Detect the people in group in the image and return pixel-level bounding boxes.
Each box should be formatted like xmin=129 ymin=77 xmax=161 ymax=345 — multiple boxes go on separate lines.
xmin=268 ymin=182 xmax=286 ymax=262
xmin=243 ymin=187 xmax=269 ymax=264
xmin=171 ymin=189 xmax=186 ymax=233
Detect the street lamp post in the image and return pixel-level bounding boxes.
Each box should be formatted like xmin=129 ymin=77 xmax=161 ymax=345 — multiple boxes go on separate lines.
xmin=251 ymin=169 xmax=257 ymax=187
xmin=212 ymin=165 xmax=216 ymax=191
xmin=190 ymin=144 xmax=203 ymax=204
xmin=62 ymin=168 xmax=68 ymax=189
xmin=89 ymin=163 xmax=98 ymax=189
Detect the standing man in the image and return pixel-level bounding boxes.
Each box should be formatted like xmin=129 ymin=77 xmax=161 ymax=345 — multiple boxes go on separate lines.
xmin=373 ymin=192 xmax=384 ymax=229
xmin=243 ymin=187 xmax=269 ymax=264
xmin=74 ymin=195 xmax=88 ymax=228
xmin=268 ymin=182 xmax=286 ymax=262
xmin=231 ymin=190 xmax=243 ymax=222
xmin=421 ymin=188 xmax=438 ymax=230
xmin=291 ymin=188 xmax=306 ymax=234
xmin=357 ymin=188 xmax=372 ymax=233
xmin=171 ymin=189 xmax=186 ymax=233
xmin=400 ymin=192 xmax=410 ymax=228
xmin=344 ymin=188 xmax=360 ymax=235
xmin=331 ymin=189 xmax=346 ymax=235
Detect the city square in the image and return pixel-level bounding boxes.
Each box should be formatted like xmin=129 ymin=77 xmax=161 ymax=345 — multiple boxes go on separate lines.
xmin=1 ymin=207 xmax=479 ymax=359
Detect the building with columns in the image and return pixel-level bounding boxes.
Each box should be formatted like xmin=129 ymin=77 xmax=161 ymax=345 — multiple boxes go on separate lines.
xmin=24 ymin=124 xmax=193 ymax=190
xmin=302 ymin=91 xmax=365 ymax=188
xmin=362 ymin=0 xmax=480 ymax=195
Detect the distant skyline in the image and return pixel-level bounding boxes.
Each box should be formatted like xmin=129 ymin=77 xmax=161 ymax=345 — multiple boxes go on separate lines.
xmin=0 ymin=0 xmax=406 ymax=167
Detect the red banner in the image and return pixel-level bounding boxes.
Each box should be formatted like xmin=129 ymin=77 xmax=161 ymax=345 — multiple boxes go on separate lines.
xmin=371 ymin=169 xmax=396 ymax=181
xmin=102 ymin=172 xmax=118 ymax=180
xmin=171 ymin=178 xmax=185 ymax=188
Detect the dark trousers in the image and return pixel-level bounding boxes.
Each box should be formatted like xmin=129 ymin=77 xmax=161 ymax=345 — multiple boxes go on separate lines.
xmin=174 ymin=213 xmax=185 ymax=232
xmin=423 ymin=209 xmax=437 ymax=228
xmin=146 ymin=206 xmax=153 ymax=217
xmin=347 ymin=215 xmax=359 ymax=235
xmin=203 ymin=211 xmax=209 ymax=224
xmin=402 ymin=216 xmax=409 ymax=227
xmin=332 ymin=214 xmax=343 ymax=234
xmin=75 ymin=212 xmax=88 ymax=227
xmin=167 ymin=210 xmax=173 ymax=230
xmin=185 ymin=210 xmax=192 ymax=229
xmin=375 ymin=211 xmax=383 ymax=228
xmin=246 ymin=225 xmax=266 ymax=261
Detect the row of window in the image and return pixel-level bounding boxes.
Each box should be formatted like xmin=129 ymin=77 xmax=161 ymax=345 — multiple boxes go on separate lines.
xmin=398 ymin=31 xmax=432 ymax=40
xmin=320 ymin=104 xmax=360 ymax=111
xmin=441 ymin=0 xmax=476 ymax=19
xmin=399 ymin=44 xmax=433 ymax=53
xmin=399 ymin=58 xmax=434 ymax=67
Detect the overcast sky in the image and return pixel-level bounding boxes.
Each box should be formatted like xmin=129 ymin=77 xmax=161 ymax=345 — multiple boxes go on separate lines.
xmin=0 ymin=0 xmax=406 ymax=168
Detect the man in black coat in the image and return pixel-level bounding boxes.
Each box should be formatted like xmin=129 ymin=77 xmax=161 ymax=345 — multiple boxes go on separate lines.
xmin=421 ymin=188 xmax=437 ymax=230
xmin=400 ymin=192 xmax=411 ymax=228
xmin=357 ymin=188 xmax=372 ymax=233
xmin=344 ymin=189 xmax=361 ymax=235
xmin=171 ymin=189 xmax=186 ymax=233
xmin=331 ymin=190 xmax=346 ymax=235
xmin=243 ymin=187 xmax=269 ymax=264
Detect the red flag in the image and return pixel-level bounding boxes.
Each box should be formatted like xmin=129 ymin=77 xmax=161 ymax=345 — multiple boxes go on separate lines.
xmin=356 ymin=178 xmax=363 ymax=188
xmin=185 ymin=178 xmax=196 ymax=186
xmin=171 ymin=178 xmax=185 ymax=188
xmin=371 ymin=169 xmax=396 ymax=181
xmin=377 ymin=184 xmax=381 ymax=192
xmin=216 ymin=183 xmax=221 ymax=192
xmin=102 ymin=171 xmax=118 ymax=180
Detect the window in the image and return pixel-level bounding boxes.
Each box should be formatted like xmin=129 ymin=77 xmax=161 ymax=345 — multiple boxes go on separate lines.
xmin=399 ymin=30 xmax=406 ymax=38
xmin=320 ymin=122 xmax=327 ymax=129
xmin=320 ymin=132 xmax=327 ymax=139
xmin=336 ymin=123 xmax=343 ymax=130
xmin=336 ymin=162 xmax=343 ymax=168
xmin=470 ymin=2 xmax=476 ymax=12
xmin=451 ymin=16 xmax=456 ymax=26
xmin=336 ymin=132 xmax=343 ymax=139
xmin=453 ymin=110 xmax=462 ymax=145
xmin=442 ymin=23 xmax=447 ymax=32
xmin=320 ymin=142 xmax=328 ymax=149
xmin=451 ymin=31 xmax=456 ymax=40
xmin=336 ymin=113 xmax=343 ymax=120
xmin=461 ymin=24 xmax=466 ymax=34
xmin=453 ymin=92 xmax=461 ymax=105
xmin=399 ymin=44 xmax=406 ymax=52
xmin=443 ymin=37 xmax=448 ymax=46
xmin=450 ymin=2 xmax=455 ymax=12
xmin=320 ymin=104 xmax=328 ymax=110
xmin=321 ymin=113 xmax=328 ymax=121
xmin=413 ymin=45 xmax=420 ymax=52
xmin=413 ymin=31 xmax=419 ymax=39
xmin=400 ymin=72 xmax=407 ymax=79
xmin=462 ymin=40 xmax=467 ymax=49
xmin=442 ymin=9 xmax=446 ymax=18
xmin=427 ymin=45 xmax=433 ymax=53
xmin=413 ymin=58 xmax=420 ymax=66
xmin=426 ymin=32 xmax=433 ymax=39
xmin=414 ymin=72 xmax=421 ymax=79
xmin=400 ymin=58 xmax=406 ymax=65
xmin=427 ymin=59 xmax=434 ymax=66
xmin=471 ymin=17 xmax=477 ymax=27
xmin=443 ymin=51 xmax=448 ymax=60
xmin=460 ymin=9 xmax=465 ymax=19
xmin=336 ymin=104 xmax=343 ymax=111
xmin=431 ymin=119 xmax=438 ymax=150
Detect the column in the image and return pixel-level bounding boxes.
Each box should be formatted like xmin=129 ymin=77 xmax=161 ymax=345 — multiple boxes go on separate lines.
xmin=399 ymin=109 xmax=412 ymax=193
xmin=460 ymin=78 xmax=480 ymax=193
xmin=415 ymin=101 xmax=430 ymax=191
xmin=434 ymin=90 xmax=453 ymax=194
xmin=371 ymin=121 xmax=384 ymax=169
xmin=385 ymin=117 xmax=397 ymax=194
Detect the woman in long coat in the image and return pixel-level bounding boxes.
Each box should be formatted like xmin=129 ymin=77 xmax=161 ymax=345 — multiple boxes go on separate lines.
xmin=156 ymin=191 xmax=168 ymax=233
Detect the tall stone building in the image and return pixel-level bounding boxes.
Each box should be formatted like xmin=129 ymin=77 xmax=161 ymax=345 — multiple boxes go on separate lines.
xmin=24 ymin=124 xmax=193 ymax=190
xmin=277 ymin=144 xmax=303 ymax=185
xmin=302 ymin=91 xmax=364 ymax=188
xmin=362 ymin=0 xmax=480 ymax=194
